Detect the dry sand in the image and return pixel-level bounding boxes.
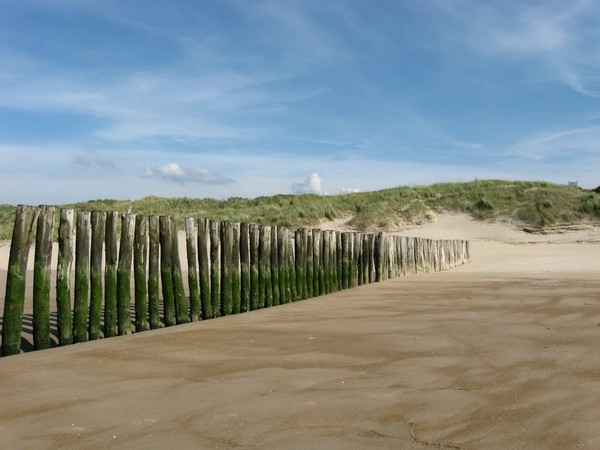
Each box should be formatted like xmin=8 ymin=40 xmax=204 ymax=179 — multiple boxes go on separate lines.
xmin=0 ymin=214 xmax=599 ymax=449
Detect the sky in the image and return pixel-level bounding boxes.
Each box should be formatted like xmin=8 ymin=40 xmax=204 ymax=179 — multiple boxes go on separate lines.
xmin=1 ymin=0 xmax=600 ymax=205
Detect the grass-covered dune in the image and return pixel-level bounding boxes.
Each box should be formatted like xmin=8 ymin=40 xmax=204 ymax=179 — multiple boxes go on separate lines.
xmin=1 ymin=180 xmax=599 ymax=240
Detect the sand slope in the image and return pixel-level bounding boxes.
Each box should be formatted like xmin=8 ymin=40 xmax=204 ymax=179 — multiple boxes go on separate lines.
xmin=0 ymin=214 xmax=599 ymax=449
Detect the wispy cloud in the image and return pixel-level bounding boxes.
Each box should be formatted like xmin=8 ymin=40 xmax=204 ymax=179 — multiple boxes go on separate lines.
xmin=142 ymin=163 xmax=234 ymax=185
xmin=429 ymin=0 xmax=600 ymax=97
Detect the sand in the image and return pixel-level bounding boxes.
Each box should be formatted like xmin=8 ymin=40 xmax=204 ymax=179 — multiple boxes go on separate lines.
xmin=0 ymin=214 xmax=599 ymax=449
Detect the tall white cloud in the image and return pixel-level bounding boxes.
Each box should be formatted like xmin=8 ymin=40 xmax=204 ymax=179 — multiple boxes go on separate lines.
xmin=292 ymin=172 xmax=325 ymax=195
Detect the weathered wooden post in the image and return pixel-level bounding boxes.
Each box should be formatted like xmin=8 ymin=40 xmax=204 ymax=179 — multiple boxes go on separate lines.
xmin=305 ymin=229 xmax=314 ymax=298
xmin=231 ymin=222 xmax=241 ymax=314
xmin=249 ymin=223 xmax=260 ymax=310
xmin=341 ymin=232 xmax=350 ymax=290
xmin=198 ymin=218 xmax=212 ymax=320
xmin=352 ymin=233 xmax=361 ymax=287
xmin=33 ymin=206 xmax=54 ymax=351
xmin=240 ymin=222 xmax=251 ymax=313
xmin=294 ymin=230 xmax=305 ymax=300
xmin=374 ymin=233 xmax=382 ymax=282
xmin=220 ymin=220 xmax=233 ymax=316
xmin=160 ymin=216 xmax=176 ymax=327
xmin=56 ymin=208 xmax=74 ymax=346
xmin=104 ymin=211 xmax=118 ymax=337
xmin=185 ymin=218 xmax=200 ymax=322
xmin=209 ymin=219 xmax=221 ymax=318
xmin=312 ymin=229 xmax=322 ymax=296
xmin=134 ymin=215 xmax=149 ymax=332
xmin=270 ymin=226 xmax=280 ymax=306
xmin=89 ymin=210 xmax=105 ymax=341
xmin=258 ymin=225 xmax=272 ymax=308
xmin=2 ymin=205 xmax=39 ymax=356
xmin=171 ymin=219 xmax=189 ymax=325
xmin=277 ymin=227 xmax=287 ymax=304
xmin=286 ymin=229 xmax=297 ymax=302
xmin=148 ymin=215 xmax=160 ymax=329
xmin=322 ymin=230 xmax=330 ymax=294
xmin=117 ymin=213 xmax=134 ymax=335
xmin=73 ymin=210 xmax=91 ymax=343
xmin=335 ymin=231 xmax=342 ymax=291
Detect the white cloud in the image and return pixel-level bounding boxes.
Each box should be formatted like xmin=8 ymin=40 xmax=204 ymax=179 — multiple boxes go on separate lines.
xmin=341 ymin=188 xmax=361 ymax=194
xmin=292 ymin=173 xmax=325 ymax=195
xmin=142 ymin=163 xmax=234 ymax=185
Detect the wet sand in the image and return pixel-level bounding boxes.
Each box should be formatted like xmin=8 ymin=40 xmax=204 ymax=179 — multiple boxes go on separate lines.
xmin=0 ymin=215 xmax=599 ymax=449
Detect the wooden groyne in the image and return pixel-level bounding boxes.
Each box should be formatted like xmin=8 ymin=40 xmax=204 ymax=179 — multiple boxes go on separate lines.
xmin=0 ymin=205 xmax=470 ymax=356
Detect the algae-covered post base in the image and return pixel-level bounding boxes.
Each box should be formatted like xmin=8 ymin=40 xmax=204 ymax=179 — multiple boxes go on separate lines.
xmin=117 ymin=213 xmax=135 ymax=336
xmin=73 ymin=211 xmax=91 ymax=344
xmin=134 ymin=215 xmax=149 ymax=332
xmin=56 ymin=208 xmax=74 ymax=347
xmin=270 ymin=226 xmax=280 ymax=306
xmin=148 ymin=216 xmax=160 ymax=330
xmin=89 ymin=210 xmax=106 ymax=341
xmin=2 ymin=205 xmax=39 ymax=356
xmin=33 ymin=206 xmax=54 ymax=351
xmin=104 ymin=211 xmax=118 ymax=338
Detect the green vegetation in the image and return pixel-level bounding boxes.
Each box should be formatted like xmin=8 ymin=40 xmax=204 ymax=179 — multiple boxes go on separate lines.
xmin=1 ymin=180 xmax=599 ymax=239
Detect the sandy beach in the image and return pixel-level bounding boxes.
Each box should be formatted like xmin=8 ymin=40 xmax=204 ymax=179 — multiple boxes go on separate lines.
xmin=0 ymin=214 xmax=599 ymax=449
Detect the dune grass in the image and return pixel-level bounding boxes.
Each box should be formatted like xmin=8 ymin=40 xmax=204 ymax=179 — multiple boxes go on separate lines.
xmin=1 ymin=180 xmax=599 ymax=240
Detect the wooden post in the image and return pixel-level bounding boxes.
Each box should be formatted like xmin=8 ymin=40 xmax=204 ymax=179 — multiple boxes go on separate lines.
xmin=294 ymin=230 xmax=305 ymax=300
xmin=73 ymin=210 xmax=91 ymax=344
xmin=2 ymin=205 xmax=39 ymax=356
xmin=249 ymin=224 xmax=260 ymax=311
xmin=160 ymin=216 xmax=176 ymax=327
xmin=134 ymin=215 xmax=149 ymax=332
xmin=89 ymin=210 xmax=105 ymax=341
xmin=171 ymin=219 xmax=189 ymax=325
xmin=240 ymin=222 xmax=251 ymax=313
xmin=148 ymin=216 xmax=160 ymax=329
xmin=33 ymin=206 xmax=54 ymax=351
xmin=312 ymin=229 xmax=322 ymax=296
xmin=286 ymin=229 xmax=297 ymax=302
xmin=352 ymin=233 xmax=361 ymax=287
xmin=104 ymin=211 xmax=118 ymax=338
xmin=341 ymin=232 xmax=350 ymax=290
xmin=209 ymin=219 xmax=221 ymax=318
xmin=277 ymin=227 xmax=287 ymax=304
xmin=185 ymin=218 xmax=200 ymax=322
xmin=305 ymin=230 xmax=313 ymax=298
xmin=270 ymin=226 xmax=280 ymax=306
xmin=198 ymin=218 xmax=212 ymax=320
xmin=56 ymin=208 xmax=74 ymax=346
xmin=335 ymin=231 xmax=342 ymax=291
xmin=322 ymin=230 xmax=330 ymax=294
xmin=117 ymin=213 xmax=134 ymax=335
xmin=258 ymin=225 xmax=272 ymax=308
xmin=220 ymin=221 xmax=233 ymax=316
xmin=231 ymin=222 xmax=241 ymax=314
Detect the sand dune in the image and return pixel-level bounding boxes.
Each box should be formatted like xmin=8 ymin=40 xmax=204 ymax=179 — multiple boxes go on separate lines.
xmin=0 ymin=214 xmax=599 ymax=449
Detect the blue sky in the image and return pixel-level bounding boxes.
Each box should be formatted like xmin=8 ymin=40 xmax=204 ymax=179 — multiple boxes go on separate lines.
xmin=1 ymin=0 xmax=600 ymax=204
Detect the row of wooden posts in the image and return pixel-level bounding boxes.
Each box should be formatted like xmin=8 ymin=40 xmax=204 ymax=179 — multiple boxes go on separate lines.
xmin=1 ymin=205 xmax=470 ymax=356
